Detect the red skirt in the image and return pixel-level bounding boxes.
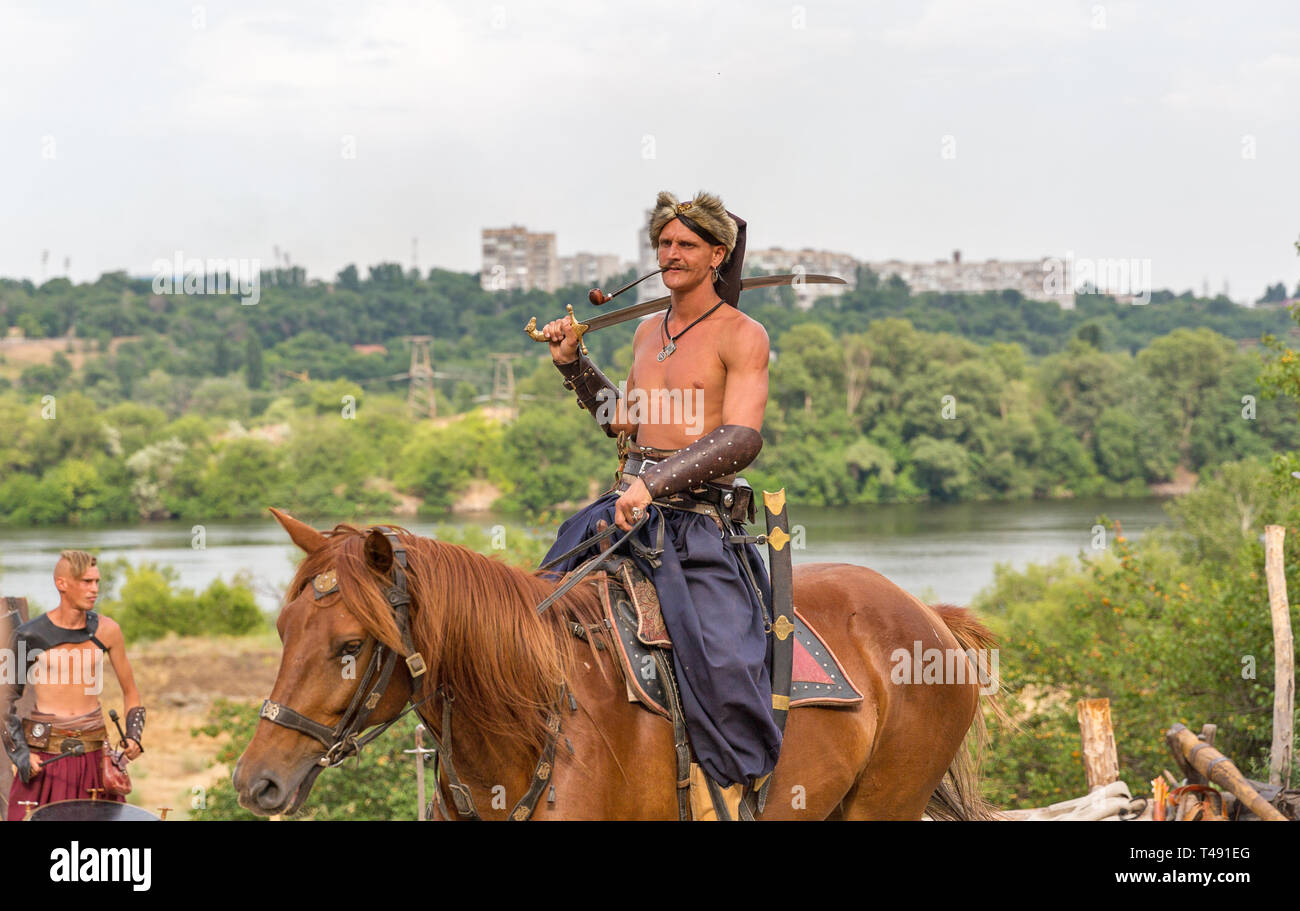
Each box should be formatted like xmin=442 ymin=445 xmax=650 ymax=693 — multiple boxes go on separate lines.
xmin=6 ymin=749 xmax=125 ymax=820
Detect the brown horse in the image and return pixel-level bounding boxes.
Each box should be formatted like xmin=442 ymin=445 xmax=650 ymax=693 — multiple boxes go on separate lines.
xmin=234 ymin=508 xmax=1006 ymax=820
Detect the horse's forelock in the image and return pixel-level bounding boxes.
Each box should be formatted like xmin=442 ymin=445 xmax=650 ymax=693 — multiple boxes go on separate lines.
xmin=283 ymin=525 xmax=402 ymax=649
xmin=334 ymin=534 xmax=405 ymax=649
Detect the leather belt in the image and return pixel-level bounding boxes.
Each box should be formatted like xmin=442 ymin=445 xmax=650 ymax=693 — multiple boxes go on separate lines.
xmin=23 ymin=720 xmax=107 ymax=753
xmin=615 ymin=463 xmax=754 ymax=526
xmin=37 ymin=737 xmax=106 ymax=753
xmin=621 ymin=454 xmax=661 ymax=477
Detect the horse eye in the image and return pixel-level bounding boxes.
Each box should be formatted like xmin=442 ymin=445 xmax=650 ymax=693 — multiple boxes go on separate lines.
xmin=339 ymin=640 xmax=364 ymax=657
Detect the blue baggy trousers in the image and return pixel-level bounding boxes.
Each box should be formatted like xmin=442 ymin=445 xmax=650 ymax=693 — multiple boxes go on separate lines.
xmin=541 ymin=492 xmax=781 ymax=786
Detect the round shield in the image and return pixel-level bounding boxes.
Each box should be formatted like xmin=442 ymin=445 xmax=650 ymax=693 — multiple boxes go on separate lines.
xmin=28 ymin=799 xmax=161 ymax=822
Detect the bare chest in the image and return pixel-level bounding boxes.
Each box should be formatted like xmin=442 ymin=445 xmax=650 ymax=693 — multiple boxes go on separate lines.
xmin=631 ymin=312 xmax=731 ymax=396
xmin=29 ymin=640 xmax=103 ymax=689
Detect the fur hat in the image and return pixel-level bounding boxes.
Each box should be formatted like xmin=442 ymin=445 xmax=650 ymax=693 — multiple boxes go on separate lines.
xmin=649 ymin=191 xmax=738 ymax=255
xmin=647 ymin=190 xmax=748 ymax=307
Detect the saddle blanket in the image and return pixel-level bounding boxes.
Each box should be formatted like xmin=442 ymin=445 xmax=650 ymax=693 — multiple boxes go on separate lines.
xmin=595 ymin=561 xmax=863 ymax=720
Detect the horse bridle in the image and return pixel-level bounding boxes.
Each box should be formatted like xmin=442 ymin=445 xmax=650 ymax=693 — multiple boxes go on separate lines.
xmin=258 ymin=528 xmax=428 ymax=774
xmin=257 ymin=526 xmax=568 ymax=821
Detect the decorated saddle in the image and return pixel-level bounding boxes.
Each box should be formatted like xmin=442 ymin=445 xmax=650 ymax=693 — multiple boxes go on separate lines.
xmin=595 ymin=557 xmax=862 ymax=720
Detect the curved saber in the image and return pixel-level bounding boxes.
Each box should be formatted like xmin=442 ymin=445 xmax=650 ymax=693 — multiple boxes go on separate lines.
xmin=524 ymin=273 xmax=847 ymax=355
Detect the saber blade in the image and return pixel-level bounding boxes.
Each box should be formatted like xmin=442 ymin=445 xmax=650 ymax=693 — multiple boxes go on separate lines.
xmin=525 ymin=273 xmax=847 ymax=353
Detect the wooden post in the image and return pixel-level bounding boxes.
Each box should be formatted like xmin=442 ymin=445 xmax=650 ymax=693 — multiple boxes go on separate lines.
xmin=1077 ymin=697 xmax=1119 ymax=790
xmin=1166 ymin=724 xmax=1287 ymax=821
xmin=404 ymin=724 xmax=436 ymax=821
xmin=1264 ymin=525 xmax=1295 ymax=788
xmin=414 ymin=725 xmax=426 ymax=821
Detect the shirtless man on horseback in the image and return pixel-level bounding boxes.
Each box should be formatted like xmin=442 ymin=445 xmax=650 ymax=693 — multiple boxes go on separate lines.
xmin=540 ymin=190 xmax=779 ymax=819
xmin=238 ymin=194 xmax=999 ymax=818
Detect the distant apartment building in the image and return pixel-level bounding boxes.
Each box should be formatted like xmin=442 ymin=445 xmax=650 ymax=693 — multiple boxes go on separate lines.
xmin=864 ymin=251 xmax=1073 ymax=308
xmin=558 ymin=252 xmax=628 ymax=289
xmin=746 ymin=247 xmax=859 ymax=310
xmin=481 ymin=226 xmax=559 ymax=293
xmin=638 ymin=215 xmax=859 ymax=310
xmin=490 ymin=215 xmax=1075 ymax=311
xmin=636 ymin=209 xmax=669 ymax=303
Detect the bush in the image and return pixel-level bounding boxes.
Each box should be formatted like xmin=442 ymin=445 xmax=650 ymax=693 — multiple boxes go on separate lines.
xmin=99 ymin=562 xmax=267 ymax=642
xmin=397 ymin=410 xmax=514 ymax=511
xmin=432 ymin=523 xmax=552 ymax=569
xmin=195 ymin=576 xmax=266 ymax=637
xmin=191 ymin=699 xmax=424 ymax=820
xmin=975 ymin=461 xmax=1300 ymax=808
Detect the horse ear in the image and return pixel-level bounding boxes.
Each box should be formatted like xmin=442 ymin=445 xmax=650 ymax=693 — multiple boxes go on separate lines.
xmin=269 ymin=507 xmax=328 ymax=554
xmin=364 ymin=528 xmax=395 ymax=574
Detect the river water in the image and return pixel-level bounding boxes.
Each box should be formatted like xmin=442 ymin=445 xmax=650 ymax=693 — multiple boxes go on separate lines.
xmin=0 ymin=497 xmax=1174 ymax=615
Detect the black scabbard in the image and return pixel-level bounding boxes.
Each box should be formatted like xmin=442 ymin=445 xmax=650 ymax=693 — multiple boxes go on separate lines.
xmin=763 ymin=488 xmax=795 ymax=733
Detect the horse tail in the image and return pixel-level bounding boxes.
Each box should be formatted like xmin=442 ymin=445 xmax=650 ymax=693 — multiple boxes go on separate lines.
xmin=924 ymin=603 xmax=1015 ymax=821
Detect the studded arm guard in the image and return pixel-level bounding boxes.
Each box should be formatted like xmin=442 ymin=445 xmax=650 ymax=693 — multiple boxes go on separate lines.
xmin=124 ymin=706 xmax=146 ymax=750
xmin=556 ymin=354 xmax=621 ymax=438
xmin=3 ymin=708 xmax=33 ymax=785
xmin=639 ymin=424 xmax=763 ymax=499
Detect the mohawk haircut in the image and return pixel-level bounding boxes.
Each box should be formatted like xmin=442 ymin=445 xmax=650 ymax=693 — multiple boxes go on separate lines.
xmin=55 ymin=550 xmax=97 ymax=580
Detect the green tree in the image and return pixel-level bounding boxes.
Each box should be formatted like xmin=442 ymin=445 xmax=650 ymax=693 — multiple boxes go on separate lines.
xmin=189 ymin=376 xmax=252 ymax=421
xmin=198 ymin=438 xmax=286 ymax=518
xmin=1038 ymin=339 xmax=1129 ymax=449
xmin=245 ymin=333 xmax=265 ymax=390
xmin=1136 ymin=328 xmax=1235 ymax=469
xmin=336 ymin=264 xmax=361 ymax=292
xmin=396 ymin=411 xmax=511 ymax=511
xmin=495 ymin=406 xmax=606 ymax=516
xmin=1092 ymin=406 xmax=1142 ymax=482
xmin=771 ymin=323 xmax=843 ymax=415
xmin=909 ymin=436 xmax=972 ymax=500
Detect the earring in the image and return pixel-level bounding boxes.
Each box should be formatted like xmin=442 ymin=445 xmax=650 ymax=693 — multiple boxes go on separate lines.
xmin=712 ymin=268 xmax=720 ymax=283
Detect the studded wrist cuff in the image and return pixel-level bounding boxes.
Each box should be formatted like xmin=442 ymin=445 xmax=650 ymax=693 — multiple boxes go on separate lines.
xmin=557 ymin=354 xmax=620 ymax=438
xmin=125 ymin=705 xmax=146 ymax=748
xmin=639 ymin=425 xmax=763 ymax=499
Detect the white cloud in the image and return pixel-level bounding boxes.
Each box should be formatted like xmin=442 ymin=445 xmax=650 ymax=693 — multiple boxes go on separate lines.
xmin=0 ymin=0 xmax=1295 ymax=300
xmin=1163 ymin=53 xmax=1300 ymax=122
xmin=881 ymin=0 xmax=1095 ymax=51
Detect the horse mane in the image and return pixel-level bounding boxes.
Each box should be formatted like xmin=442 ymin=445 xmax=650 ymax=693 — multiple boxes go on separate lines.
xmin=287 ymin=524 xmax=614 ymax=762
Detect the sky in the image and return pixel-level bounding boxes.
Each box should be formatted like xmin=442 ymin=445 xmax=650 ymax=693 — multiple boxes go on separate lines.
xmin=2 ymin=0 xmax=1298 ymax=303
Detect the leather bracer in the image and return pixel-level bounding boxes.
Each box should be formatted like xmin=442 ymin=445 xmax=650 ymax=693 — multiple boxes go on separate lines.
xmin=125 ymin=706 xmax=146 ymax=751
xmin=639 ymin=424 xmax=763 ymax=499
xmin=3 ymin=708 xmax=33 ymax=785
xmin=556 ymin=354 xmax=621 ymax=438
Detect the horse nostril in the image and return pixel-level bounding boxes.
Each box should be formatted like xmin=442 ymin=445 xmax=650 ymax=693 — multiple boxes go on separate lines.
xmin=251 ymin=775 xmax=284 ymax=811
